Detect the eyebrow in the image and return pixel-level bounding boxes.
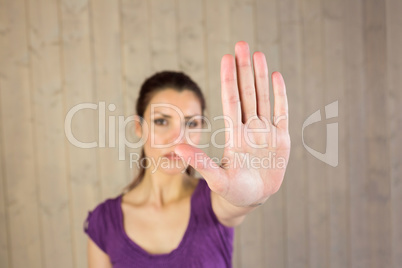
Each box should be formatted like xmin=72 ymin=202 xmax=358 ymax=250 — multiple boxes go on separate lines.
xmin=152 ymin=112 xmax=201 ymax=119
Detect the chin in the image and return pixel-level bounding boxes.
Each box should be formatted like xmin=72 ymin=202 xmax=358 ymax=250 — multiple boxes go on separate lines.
xmin=147 ymin=153 xmax=189 ymax=175
xmin=159 ymin=162 xmax=188 ymax=175
xmin=160 ymin=164 xmax=187 ymax=174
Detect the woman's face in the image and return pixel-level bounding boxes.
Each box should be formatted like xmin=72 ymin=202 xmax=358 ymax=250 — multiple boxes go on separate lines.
xmin=135 ymin=89 xmax=204 ymax=175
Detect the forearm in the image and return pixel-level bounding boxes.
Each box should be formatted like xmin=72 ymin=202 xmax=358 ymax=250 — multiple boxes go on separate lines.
xmin=211 ymin=191 xmax=270 ymax=227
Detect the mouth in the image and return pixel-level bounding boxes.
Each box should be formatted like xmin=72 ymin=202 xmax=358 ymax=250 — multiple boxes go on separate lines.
xmin=162 ymin=152 xmax=181 ymax=160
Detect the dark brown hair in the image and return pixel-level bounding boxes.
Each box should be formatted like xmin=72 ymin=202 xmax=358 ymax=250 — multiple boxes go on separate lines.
xmin=123 ymin=71 xmax=206 ymax=193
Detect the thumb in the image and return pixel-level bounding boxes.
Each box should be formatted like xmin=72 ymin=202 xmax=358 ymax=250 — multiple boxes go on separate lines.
xmin=174 ymin=144 xmax=225 ymax=192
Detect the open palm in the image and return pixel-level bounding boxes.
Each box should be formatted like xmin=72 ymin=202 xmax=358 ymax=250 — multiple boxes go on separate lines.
xmin=176 ymin=41 xmax=290 ymax=207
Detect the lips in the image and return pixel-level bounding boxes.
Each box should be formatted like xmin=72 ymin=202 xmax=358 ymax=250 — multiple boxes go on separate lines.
xmin=163 ymin=152 xmax=181 ymax=159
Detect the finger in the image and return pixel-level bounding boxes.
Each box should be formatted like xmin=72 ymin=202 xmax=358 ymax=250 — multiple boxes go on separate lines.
xmin=174 ymin=144 xmax=227 ymax=194
xmin=235 ymin=41 xmax=257 ymax=123
xmin=253 ymin=51 xmax=271 ymax=123
xmin=221 ymin=54 xmax=241 ymax=129
xmin=272 ymin=72 xmax=289 ymax=130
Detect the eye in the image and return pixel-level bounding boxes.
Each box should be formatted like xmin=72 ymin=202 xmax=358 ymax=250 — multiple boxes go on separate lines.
xmin=154 ymin=118 xmax=167 ymax=126
xmin=186 ymin=120 xmax=199 ymax=128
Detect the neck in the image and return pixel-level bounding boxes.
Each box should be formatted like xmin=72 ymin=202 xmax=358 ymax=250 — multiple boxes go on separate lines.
xmin=134 ymin=168 xmax=192 ymax=209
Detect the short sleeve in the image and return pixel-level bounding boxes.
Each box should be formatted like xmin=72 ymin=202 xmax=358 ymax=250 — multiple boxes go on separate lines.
xmin=197 ymin=178 xmax=235 ymax=258
xmin=198 ymin=179 xmax=234 ymax=231
xmin=83 ymin=203 xmax=108 ymax=253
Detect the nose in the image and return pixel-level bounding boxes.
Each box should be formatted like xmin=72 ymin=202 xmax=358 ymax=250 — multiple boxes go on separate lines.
xmin=168 ymin=124 xmax=188 ymax=144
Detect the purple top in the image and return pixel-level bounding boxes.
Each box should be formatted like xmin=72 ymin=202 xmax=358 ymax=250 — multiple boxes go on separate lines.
xmin=84 ymin=178 xmax=234 ymax=267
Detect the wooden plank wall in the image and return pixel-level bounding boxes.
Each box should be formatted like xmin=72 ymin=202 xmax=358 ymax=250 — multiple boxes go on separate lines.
xmin=0 ymin=0 xmax=401 ymax=267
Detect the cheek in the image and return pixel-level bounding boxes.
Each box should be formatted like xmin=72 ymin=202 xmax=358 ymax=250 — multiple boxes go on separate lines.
xmin=148 ymin=128 xmax=169 ymax=144
xmin=143 ymin=130 xmax=168 ymax=155
xmin=187 ymin=132 xmax=201 ymax=144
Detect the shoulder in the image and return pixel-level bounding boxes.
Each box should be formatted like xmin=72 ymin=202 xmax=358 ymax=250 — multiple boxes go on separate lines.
xmin=192 ymin=178 xmax=218 ymax=221
xmin=83 ymin=195 xmax=122 ymax=253
xmin=190 ymin=177 xmax=209 ymax=202
xmin=197 ymin=177 xmax=214 ymax=198
xmin=193 ymin=178 xmax=235 ymax=238
xmin=194 ymin=176 xmax=208 ymax=190
xmin=85 ymin=195 xmax=120 ymax=225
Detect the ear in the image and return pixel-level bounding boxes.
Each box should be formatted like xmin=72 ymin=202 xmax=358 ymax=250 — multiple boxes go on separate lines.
xmin=134 ymin=115 xmax=143 ymax=138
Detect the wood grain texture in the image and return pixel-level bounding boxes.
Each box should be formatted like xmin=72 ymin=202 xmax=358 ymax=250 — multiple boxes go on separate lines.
xmin=150 ymin=0 xmax=178 ymax=71
xmin=345 ymin=1 xmax=370 ymax=268
xmin=27 ymin=0 xmax=74 ymax=266
xmin=0 ymin=1 xmax=10 ymax=267
xmin=0 ymin=1 xmax=44 ymax=267
xmin=89 ymin=0 xmax=127 ymax=199
xmin=323 ymin=0 xmax=349 ymax=267
xmin=301 ymin=0 xmax=329 ymax=267
xmin=386 ymin=1 xmax=402 ymax=267
xmin=363 ymin=1 xmax=392 ymax=267
xmin=177 ymin=0 xmax=206 ymax=91
xmin=59 ymin=0 xmax=99 ymax=267
xmin=279 ymin=0 xmax=309 ymax=267
xmin=0 ymin=0 xmax=44 ymax=267
xmin=0 ymin=62 xmax=10 ymax=268
xmin=120 ymin=0 xmax=152 ymax=185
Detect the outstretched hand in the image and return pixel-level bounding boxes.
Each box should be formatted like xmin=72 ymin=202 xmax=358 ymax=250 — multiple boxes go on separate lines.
xmin=175 ymin=41 xmax=290 ymax=207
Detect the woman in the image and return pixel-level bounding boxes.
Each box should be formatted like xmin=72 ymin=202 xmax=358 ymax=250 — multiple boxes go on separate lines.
xmin=84 ymin=41 xmax=290 ymax=267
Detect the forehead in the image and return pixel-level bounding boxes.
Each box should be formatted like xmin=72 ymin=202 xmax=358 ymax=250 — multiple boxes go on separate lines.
xmin=147 ymin=89 xmax=202 ymax=115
